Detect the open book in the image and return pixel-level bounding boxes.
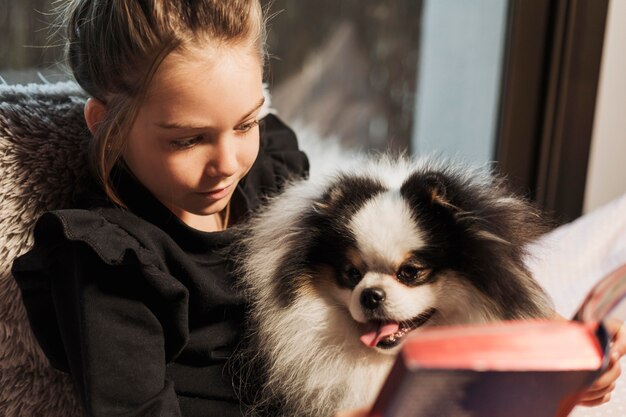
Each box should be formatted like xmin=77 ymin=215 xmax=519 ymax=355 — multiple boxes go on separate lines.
xmin=368 ymin=264 xmax=626 ymax=417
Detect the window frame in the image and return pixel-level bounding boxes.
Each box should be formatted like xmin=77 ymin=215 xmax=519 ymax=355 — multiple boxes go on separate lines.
xmin=496 ymin=0 xmax=610 ymax=223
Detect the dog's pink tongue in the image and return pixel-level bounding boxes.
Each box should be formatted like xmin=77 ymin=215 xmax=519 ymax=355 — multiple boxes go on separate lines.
xmin=360 ymin=322 xmax=400 ymax=347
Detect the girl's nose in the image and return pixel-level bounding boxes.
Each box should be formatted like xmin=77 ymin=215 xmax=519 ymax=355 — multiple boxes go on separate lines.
xmin=206 ymin=134 xmax=239 ymax=178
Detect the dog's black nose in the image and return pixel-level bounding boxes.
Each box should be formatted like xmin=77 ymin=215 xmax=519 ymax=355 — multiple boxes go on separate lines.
xmin=360 ymin=287 xmax=386 ymax=310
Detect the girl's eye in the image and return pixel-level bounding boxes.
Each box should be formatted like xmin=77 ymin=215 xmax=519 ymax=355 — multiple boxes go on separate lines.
xmin=235 ymin=120 xmax=259 ymax=134
xmin=170 ymin=135 xmax=202 ymax=150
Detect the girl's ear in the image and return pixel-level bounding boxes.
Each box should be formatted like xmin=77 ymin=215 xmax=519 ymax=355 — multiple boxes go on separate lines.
xmin=84 ymin=98 xmax=107 ymax=135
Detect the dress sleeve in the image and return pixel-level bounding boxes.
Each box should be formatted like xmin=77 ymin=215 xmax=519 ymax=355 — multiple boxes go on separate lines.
xmin=12 ymin=211 xmax=189 ymax=417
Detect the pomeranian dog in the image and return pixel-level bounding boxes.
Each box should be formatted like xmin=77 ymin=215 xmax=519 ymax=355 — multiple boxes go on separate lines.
xmin=233 ymin=154 xmax=553 ymax=417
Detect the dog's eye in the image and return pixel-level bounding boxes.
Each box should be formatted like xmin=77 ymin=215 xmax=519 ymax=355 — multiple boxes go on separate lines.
xmin=344 ymin=266 xmax=362 ymax=284
xmin=396 ymin=265 xmax=424 ymax=284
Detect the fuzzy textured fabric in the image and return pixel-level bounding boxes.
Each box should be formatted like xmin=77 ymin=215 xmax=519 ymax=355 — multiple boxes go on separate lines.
xmin=0 ymin=81 xmax=89 ymax=417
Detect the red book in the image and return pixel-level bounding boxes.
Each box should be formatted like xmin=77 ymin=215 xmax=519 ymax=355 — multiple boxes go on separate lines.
xmin=369 ymin=264 xmax=626 ymax=417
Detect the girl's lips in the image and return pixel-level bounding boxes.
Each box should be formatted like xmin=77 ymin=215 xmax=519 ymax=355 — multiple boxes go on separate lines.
xmin=199 ymin=184 xmax=231 ymax=200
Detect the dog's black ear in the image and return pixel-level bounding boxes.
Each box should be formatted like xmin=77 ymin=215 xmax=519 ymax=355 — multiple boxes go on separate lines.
xmin=313 ymin=174 xmax=386 ymax=214
xmin=422 ymin=172 xmax=448 ymax=206
xmin=313 ymin=185 xmax=344 ymax=212
xmin=401 ymin=171 xmax=452 ymax=209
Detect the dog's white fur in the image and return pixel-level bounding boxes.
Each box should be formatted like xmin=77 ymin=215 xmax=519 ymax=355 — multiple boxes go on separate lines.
xmin=234 ymin=149 xmax=553 ymax=416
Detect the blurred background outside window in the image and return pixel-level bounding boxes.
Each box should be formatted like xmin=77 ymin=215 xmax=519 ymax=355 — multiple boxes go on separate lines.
xmin=0 ymin=0 xmax=503 ymax=159
xmin=1 ymin=0 xmax=625 ymax=223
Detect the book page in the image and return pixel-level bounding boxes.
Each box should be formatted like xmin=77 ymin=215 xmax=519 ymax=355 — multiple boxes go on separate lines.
xmin=573 ymin=264 xmax=626 ymax=324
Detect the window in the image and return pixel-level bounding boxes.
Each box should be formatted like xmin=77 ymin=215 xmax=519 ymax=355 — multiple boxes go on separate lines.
xmin=1 ymin=0 xmax=609 ymax=222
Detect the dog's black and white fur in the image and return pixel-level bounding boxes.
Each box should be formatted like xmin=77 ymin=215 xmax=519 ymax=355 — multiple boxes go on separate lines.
xmin=234 ymin=154 xmax=553 ymax=417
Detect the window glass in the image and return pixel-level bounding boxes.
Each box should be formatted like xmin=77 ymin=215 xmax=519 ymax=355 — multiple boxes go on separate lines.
xmin=0 ymin=0 xmax=65 ymax=84
xmin=264 ymin=0 xmax=509 ymax=163
xmin=262 ymin=0 xmax=421 ymax=152
xmin=411 ymin=0 xmax=509 ymax=164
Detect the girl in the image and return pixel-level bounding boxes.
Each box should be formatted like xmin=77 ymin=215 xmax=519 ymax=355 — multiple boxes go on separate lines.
xmin=10 ymin=1 xmax=624 ymax=416
xmin=13 ymin=1 xmax=307 ymax=416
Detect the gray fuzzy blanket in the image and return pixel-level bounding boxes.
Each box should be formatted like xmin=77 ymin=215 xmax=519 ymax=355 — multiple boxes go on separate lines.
xmin=0 ymin=82 xmax=89 ymax=417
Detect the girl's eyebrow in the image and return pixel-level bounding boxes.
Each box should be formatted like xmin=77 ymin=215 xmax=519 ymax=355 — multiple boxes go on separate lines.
xmin=156 ymin=97 xmax=265 ymax=130
xmin=239 ymin=97 xmax=266 ymax=122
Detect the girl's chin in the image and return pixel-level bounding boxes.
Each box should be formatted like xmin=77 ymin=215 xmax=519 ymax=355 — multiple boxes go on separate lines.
xmin=164 ymin=197 xmax=231 ymax=220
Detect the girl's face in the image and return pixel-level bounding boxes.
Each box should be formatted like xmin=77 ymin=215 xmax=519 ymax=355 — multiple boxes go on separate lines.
xmin=123 ymin=44 xmax=264 ymax=231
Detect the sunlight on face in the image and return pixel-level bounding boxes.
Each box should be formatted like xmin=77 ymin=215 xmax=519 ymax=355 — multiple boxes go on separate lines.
xmin=123 ymin=43 xmax=264 ymax=231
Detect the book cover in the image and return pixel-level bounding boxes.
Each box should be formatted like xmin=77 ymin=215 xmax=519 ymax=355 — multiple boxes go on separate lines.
xmin=368 ymin=264 xmax=626 ymax=417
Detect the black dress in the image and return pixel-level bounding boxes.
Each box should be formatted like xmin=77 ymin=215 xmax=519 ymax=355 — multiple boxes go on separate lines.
xmin=11 ymin=114 xmax=309 ymax=417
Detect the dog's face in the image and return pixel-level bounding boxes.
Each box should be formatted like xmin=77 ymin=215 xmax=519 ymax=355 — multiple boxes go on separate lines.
xmin=288 ymin=168 xmax=550 ymax=354
xmin=303 ymin=173 xmax=477 ymax=353
xmin=330 ymin=187 xmax=441 ymax=351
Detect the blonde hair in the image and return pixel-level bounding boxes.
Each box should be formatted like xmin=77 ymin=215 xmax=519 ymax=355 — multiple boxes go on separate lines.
xmin=57 ymin=0 xmax=267 ymax=206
